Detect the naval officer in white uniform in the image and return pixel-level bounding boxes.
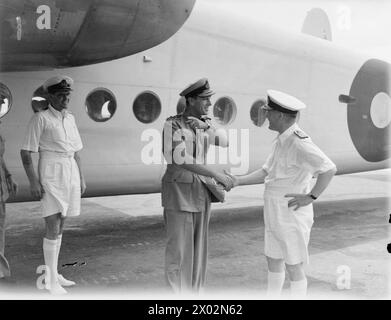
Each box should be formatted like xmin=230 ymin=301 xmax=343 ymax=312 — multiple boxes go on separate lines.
xmin=227 ymin=90 xmax=337 ymax=298
xmin=20 ymin=76 xmax=86 ymax=295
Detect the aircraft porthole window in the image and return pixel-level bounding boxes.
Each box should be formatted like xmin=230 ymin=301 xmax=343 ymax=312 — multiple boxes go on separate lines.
xmin=213 ymin=97 xmax=237 ymax=125
xmin=250 ymin=99 xmax=267 ymax=127
xmin=176 ymin=97 xmax=186 ymax=114
xmin=31 ymin=86 xmax=49 ymax=113
xmin=0 ymin=83 xmax=12 ymax=118
xmin=133 ymin=91 xmax=162 ymax=124
xmin=85 ymin=88 xmax=117 ymax=122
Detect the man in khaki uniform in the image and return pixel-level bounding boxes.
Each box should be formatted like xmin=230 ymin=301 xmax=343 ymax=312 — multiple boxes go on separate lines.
xmin=162 ymin=78 xmax=232 ymax=293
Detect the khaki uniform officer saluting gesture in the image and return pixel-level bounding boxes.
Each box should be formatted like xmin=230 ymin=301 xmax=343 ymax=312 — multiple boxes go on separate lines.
xmin=162 ymin=78 xmax=233 ymax=293
xmin=227 ymin=90 xmax=336 ymax=298
xmin=20 ymin=76 xmax=86 ymax=295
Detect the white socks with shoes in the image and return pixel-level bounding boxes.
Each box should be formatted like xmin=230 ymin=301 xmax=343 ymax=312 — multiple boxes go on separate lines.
xmin=56 ymin=235 xmax=75 ymax=287
xmin=43 ymin=236 xmax=76 ymax=295
xmin=266 ymin=271 xmax=308 ymax=298
xmin=266 ymin=271 xmax=285 ymax=297
xmin=43 ymin=238 xmax=67 ymax=295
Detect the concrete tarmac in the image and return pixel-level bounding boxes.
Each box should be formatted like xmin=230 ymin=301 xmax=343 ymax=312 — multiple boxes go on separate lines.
xmin=0 ymin=170 xmax=390 ymax=300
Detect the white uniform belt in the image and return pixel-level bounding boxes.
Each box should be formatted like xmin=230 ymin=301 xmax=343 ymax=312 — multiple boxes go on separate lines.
xmin=40 ymin=150 xmax=75 ymax=158
xmin=264 ymin=183 xmax=303 ymax=196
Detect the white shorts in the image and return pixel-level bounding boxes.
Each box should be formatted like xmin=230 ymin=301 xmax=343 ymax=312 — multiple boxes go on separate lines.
xmin=39 ymin=152 xmax=81 ymax=218
xmin=263 ymin=188 xmax=313 ymax=265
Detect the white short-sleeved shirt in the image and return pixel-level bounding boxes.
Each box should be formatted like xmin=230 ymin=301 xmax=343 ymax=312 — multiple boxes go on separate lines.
xmin=21 ymin=105 xmax=83 ymax=153
xmin=262 ymin=123 xmax=336 ymax=190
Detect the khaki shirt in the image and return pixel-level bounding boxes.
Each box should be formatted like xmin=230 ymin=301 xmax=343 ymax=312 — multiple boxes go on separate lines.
xmin=21 ymin=105 xmax=83 ymax=154
xmin=161 ymin=114 xmax=210 ymax=212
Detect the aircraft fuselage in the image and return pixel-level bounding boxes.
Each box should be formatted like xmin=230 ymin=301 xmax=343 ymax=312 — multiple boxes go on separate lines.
xmin=0 ymin=2 xmax=389 ymax=202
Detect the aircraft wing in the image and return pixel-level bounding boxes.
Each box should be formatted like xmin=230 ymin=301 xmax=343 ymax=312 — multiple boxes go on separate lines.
xmin=0 ymin=0 xmax=196 ymax=71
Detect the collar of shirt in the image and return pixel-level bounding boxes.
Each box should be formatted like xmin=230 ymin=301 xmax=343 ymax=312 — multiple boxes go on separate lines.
xmin=277 ymin=123 xmax=298 ymax=144
xmin=48 ymin=105 xmax=69 ymax=119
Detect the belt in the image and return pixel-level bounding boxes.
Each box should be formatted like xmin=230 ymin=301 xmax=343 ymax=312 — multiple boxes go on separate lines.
xmin=40 ymin=150 xmax=75 ymax=158
xmin=264 ymin=183 xmax=309 ymax=196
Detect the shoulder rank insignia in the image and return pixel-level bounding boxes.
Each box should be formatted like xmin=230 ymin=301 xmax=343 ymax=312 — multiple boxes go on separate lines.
xmin=200 ymin=115 xmax=211 ymax=122
xmin=294 ymin=130 xmax=309 ymax=139
xmin=166 ymin=114 xmax=181 ymax=121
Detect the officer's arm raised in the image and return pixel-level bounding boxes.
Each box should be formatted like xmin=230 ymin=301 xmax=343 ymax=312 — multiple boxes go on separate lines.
xmin=185 ymin=116 xmax=228 ymax=147
xmin=164 ymin=119 xmax=232 ymax=188
xmin=206 ymin=125 xmax=229 ymax=147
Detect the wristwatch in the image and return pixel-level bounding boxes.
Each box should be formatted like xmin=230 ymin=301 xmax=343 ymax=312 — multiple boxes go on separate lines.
xmin=309 ymin=193 xmax=317 ymax=200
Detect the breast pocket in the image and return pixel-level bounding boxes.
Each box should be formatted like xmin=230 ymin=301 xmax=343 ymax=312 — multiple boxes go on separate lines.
xmin=47 ymin=123 xmax=65 ymax=142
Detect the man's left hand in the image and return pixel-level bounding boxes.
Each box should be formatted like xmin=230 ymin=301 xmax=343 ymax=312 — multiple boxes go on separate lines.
xmin=6 ymin=176 xmax=18 ymax=197
xmin=81 ymin=179 xmax=87 ymax=195
xmin=285 ymin=193 xmax=313 ymax=211
xmin=186 ymin=116 xmax=209 ymax=130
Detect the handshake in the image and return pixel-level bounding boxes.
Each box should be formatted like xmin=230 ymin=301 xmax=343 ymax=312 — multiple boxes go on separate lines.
xmin=214 ymin=170 xmax=239 ymax=192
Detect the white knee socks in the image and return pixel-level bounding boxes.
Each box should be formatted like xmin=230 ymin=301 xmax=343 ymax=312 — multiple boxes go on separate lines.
xmin=56 ymin=235 xmax=62 ymax=266
xmin=266 ymin=271 xmax=285 ymax=297
xmin=290 ymin=278 xmax=307 ymax=298
xmin=56 ymin=235 xmax=75 ymax=287
xmin=43 ymin=238 xmax=67 ymax=295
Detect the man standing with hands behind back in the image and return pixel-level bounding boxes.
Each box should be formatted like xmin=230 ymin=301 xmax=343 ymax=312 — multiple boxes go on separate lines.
xmin=227 ymin=90 xmax=336 ymax=298
xmin=20 ymin=76 xmax=86 ymax=295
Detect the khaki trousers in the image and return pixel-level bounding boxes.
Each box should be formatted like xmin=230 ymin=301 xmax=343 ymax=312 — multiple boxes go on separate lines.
xmin=0 ymin=202 xmax=10 ymax=278
xmin=164 ymin=199 xmax=211 ymax=293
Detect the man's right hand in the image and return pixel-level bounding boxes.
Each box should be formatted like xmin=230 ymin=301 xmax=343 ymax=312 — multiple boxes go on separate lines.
xmin=6 ymin=176 xmax=18 ymax=197
xmin=30 ymin=180 xmax=44 ymax=199
xmin=214 ymin=172 xmax=234 ymax=191
xmin=224 ymin=170 xmax=239 ymax=188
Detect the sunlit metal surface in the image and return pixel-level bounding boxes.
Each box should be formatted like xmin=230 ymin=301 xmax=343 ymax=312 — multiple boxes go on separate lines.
xmin=0 ymin=0 xmax=196 ymax=71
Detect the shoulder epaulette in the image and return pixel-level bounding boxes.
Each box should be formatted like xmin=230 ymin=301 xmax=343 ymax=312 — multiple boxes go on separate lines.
xmin=294 ymin=130 xmax=309 ymax=139
xmin=166 ymin=114 xmax=182 ymax=121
